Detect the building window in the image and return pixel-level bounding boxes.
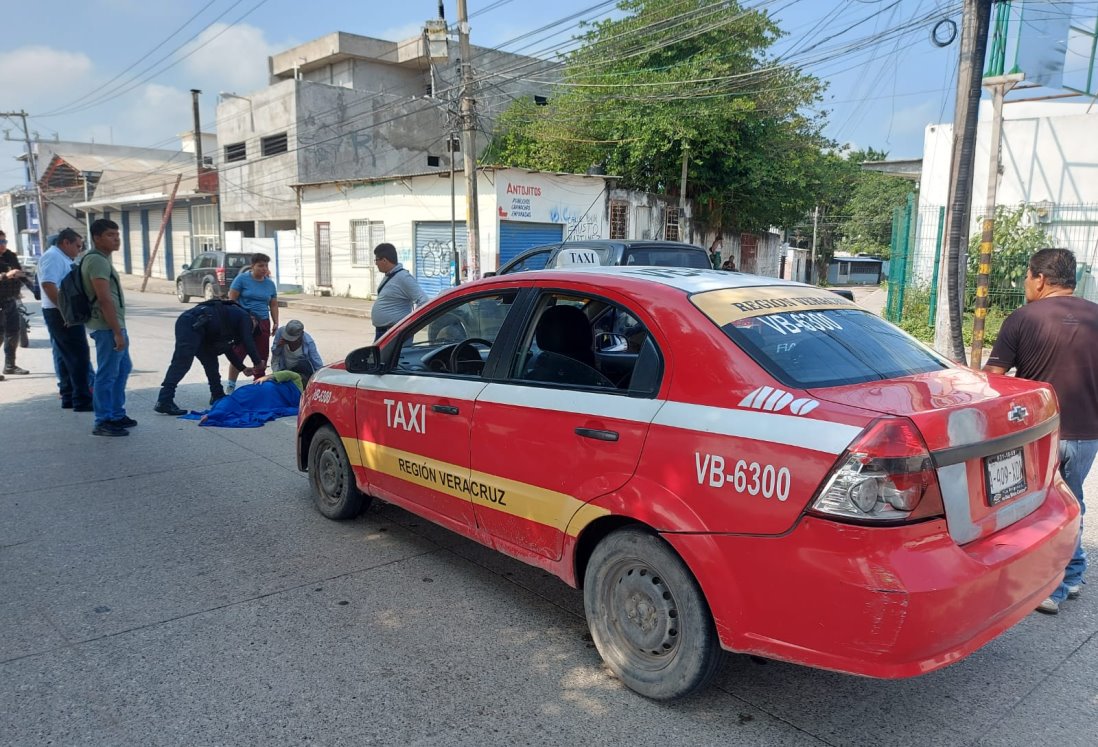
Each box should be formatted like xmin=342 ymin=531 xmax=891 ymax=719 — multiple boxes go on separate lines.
xmin=351 ymin=219 xmax=385 ymax=266
xmin=190 ymin=204 xmax=221 ymax=259
xmin=261 ymin=133 xmax=288 ymax=156
xmin=225 ymin=142 xmax=246 ymax=162
xmin=664 ymin=207 xmax=680 ymax=241
xmin=609 ymin=201 xmax=629 ymax=240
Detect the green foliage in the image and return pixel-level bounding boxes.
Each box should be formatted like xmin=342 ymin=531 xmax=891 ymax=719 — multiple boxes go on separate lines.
xmin=841 ymin=172 xmax=912 ymax=259
xmin=966 ymin=204 xmax=1054 ymax=309
xmin=485 ymin=0 xmax=830 ymax=232
xmin=894 ymin=286 xmax=1006 ymax=347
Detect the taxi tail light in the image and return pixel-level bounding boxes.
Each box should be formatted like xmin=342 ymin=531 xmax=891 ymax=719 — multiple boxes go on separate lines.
xmin=810 ymin=417 xmax=945 ymax=524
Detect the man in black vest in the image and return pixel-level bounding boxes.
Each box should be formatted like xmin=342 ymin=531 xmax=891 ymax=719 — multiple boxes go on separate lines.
xmin=154 ymin=300 xmax=264 ymax=415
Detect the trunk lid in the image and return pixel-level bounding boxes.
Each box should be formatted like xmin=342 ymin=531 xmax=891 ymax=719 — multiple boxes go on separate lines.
xmin=811 ymin=367 xmax=1060 ymax=544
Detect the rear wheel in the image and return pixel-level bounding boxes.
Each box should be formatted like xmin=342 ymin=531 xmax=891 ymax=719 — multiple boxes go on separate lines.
xmin=177 ymin=281 xmax=190 ymax=303
xmin=308 ymin=425 xmax=370 ymax=519
xmin=203 ymin=282 xmax=217 ymax=301
xmin=583 ymin=527 xmax=722 ymax=700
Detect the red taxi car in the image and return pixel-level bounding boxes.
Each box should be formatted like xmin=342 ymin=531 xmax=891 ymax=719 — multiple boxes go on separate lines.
xmin=296 ymin=266 xmax=1079 ymax=699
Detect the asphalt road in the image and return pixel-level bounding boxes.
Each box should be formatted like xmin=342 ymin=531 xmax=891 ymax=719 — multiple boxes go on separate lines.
xmin=2 ymin=290 xmax=1096 ymax=746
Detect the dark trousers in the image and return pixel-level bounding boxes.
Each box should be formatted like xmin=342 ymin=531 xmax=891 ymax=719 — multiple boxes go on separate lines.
xmin=42 ymin=307 xmax=93 ymax=407
xmin=0 ymin=298 xmax=18 ymax=363
xmin=158 ymin=314 xmax=223 ymax=403
xmin=374 ymin=325 xmax=392 ymax=341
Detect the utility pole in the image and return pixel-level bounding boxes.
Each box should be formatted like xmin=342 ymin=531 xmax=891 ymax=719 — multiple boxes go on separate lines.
xmin=82 ymin=171 xmax=92 ymax=239
xmin=933 ymin=0 xmax=993 ymax=361
xmin=2 ymin=110 xmax=47 ymax=250
xmin=810 ymin=205 xmax=819 ymax=284
xmin=189 ymin=89 xmax=204 ymax=172
xmin=141 ymin=174 xmax=183 ymax=292
xmin=456 ymin=0 xmax=480 ymax=277
xmin=450 ymin=133 xmax=460 ymax=285
xmin=969 ymin=72 xmax=1022 ymax=367
xmin=679 ymin=142 xmax=689 ymax=213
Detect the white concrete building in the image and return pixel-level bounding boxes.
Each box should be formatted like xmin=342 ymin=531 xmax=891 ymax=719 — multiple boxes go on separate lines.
xmin=917 ymin=101 xmax=1098 ymax=284
xmin=295 ymin=167 xmax=611 ymax=298
xmin=218 ymin=30 xmax=557 ymax=238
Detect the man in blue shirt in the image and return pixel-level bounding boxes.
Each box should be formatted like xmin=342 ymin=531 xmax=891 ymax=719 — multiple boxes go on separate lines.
xmin=38 ymin=228 xmax=93 ymax=410
xmin=371 ymin=243 xmax=427 ymax=340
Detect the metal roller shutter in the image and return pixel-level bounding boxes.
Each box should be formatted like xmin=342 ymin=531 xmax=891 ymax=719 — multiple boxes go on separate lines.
xmin=414 ymin=221 xmax=467 ymax=299
xmin=171 ymin=205 xmax=192 ymax=277
xmin=498 ymin=221 xmax=563 ymax=267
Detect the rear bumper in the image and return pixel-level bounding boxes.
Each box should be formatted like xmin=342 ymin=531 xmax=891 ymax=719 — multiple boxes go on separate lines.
xmin=664 ymin=479 xmax=1080 ymax=678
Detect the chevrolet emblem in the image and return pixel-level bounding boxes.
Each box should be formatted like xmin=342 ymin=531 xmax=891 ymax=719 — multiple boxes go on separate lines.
xmin=1008 ymin=404 xmax=1029 ymax=423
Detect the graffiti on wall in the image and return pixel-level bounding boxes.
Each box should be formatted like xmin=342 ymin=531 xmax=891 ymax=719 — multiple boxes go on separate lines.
xmin=550 ymin=205 xmax=602 ymax=241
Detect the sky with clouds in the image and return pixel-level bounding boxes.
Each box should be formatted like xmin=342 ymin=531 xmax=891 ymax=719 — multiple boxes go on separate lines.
xmin=0 ymin=0 xmax=1089 ymax=192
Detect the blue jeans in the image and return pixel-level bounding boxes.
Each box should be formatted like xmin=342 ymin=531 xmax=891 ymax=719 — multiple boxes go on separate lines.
xmin=1051 ymin=438 xmax=1098 ymax=603
xmin=90 ymin=328 xmax=132 ymax=427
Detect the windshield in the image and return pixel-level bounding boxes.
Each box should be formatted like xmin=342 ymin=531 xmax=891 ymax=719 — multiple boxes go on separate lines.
xmin=691 ymin=287 xmax=948 ymax=388
xmin=623 ymin=247 xmax=710 ymax=269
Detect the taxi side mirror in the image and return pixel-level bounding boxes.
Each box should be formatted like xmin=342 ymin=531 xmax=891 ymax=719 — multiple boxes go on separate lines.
xmin=346 ymin=346 xmax=383 ymax=374
xmin=483 ymin=270 xmax=496 ymax=277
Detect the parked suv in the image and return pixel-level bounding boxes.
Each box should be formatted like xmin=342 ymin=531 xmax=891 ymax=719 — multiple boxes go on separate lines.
xmin=176 ymin=251 xmax=255 ymax=302
xmin=489 ymin=240 xmax=712 ymax=276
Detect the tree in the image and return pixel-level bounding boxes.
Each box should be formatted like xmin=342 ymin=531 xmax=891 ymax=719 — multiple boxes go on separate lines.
xmin=967 ymin=204 xmax=1054 ymax=309
xmin=486 ymin=0 xmax=830 ymax=232
xmin=840 ymin=171 xmax=912 ymax=258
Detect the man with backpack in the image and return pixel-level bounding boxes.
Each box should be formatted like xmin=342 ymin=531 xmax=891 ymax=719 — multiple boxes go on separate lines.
xmin=81 ymin=219 xmax=134 ymax=437
xmin=154 ymin=299 xmax=265 ymax=416
xmin=38 ymin=228 xmax=93 ymax=410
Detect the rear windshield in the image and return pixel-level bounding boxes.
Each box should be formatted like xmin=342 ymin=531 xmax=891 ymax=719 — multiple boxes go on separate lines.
xmin=624 ymin=247 xmax=710 ymax=269
xmin=691 ymin=287 xmax=948 ymax=388
xmin=225 ymin=254 xmax=253 ymax=269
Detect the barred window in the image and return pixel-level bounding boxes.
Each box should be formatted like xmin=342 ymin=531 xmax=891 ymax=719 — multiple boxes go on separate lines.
xmin=664 ymin=207 xmax=680 ymax=241
xmin=609 ymin=201 xmax=629 ymax=240
xmin=224 ymin=142 xmax=246 ymax=162
xmin=351 ymin=220 xmax=386 ymax=266
xmin=261 ymin=133 xmax=288 ymax=156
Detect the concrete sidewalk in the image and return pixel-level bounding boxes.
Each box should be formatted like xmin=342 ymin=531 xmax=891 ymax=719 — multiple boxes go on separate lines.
xmin=119 ymin=274 xmax=376 ymax=320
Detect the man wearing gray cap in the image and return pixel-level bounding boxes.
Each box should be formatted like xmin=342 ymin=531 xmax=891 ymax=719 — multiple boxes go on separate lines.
xmin=271 ymin=319 xmax=323 ymax=385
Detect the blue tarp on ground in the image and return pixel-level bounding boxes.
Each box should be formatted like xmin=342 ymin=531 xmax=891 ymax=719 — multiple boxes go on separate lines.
xmin=180 ymin=381 xmax=300 ymax=428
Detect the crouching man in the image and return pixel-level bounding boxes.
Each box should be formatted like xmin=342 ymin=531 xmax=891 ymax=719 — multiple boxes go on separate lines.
xmin=154 ymin=299 xmax=264 ymax=416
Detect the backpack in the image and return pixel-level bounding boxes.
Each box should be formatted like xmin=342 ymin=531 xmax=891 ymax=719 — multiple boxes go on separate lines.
xmin=58 ymin=260 xmax=93 ymax=326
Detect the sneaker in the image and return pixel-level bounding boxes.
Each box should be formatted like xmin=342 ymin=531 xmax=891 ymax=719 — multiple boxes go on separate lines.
xmin=209 ymin=391 xmax=226 ymax=406
xmin=73 ymin=404 xmax=94 ymax=412
xmin=224 ymin=381 xmax=236 ymax=394
xmin=154 ymin=401 xmax=187 ymax=416
xmin=92 ymin=423 xmax=129 ymax=437
xmin=61 ymin=401 xmax=74 ymax=409
xmin=0 ymin=373 xmax=5 ymax=381
xmin=1036 ymin=597 xmax=1059 ymax=615
xmin=3 ymin=364 xmax=29 ymax=375
xmin=1067 ymin=585 xmax=1082 ymax=599
xmin=111 ymin=416 xmax=138 ymax=428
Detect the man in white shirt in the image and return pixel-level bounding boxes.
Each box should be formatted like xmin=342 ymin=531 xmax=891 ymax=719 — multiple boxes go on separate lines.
xmin=38 ymin=228 xmax=93 ymax=410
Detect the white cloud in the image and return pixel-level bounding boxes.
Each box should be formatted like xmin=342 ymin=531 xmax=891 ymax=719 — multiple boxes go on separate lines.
xmin=182 ymin=22 xmax=279 ymax=93
xmin=379 ymin=22 xmax=426 ymax=42
xmin=0 ymin=46 xmax=94 ymax=102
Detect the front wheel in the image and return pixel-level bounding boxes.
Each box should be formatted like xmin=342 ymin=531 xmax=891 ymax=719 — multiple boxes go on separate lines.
xmin=583 ymin=527 xmax=723 ymax=700
xmin=308 ymin=425 xmax=370 ymax=519
xmin=177 ymin=281 xmax=190 ymax=303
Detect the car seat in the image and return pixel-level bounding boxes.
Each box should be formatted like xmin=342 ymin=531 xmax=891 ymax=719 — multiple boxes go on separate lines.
xmin=522 ymin=305 xmax=613 ymax=387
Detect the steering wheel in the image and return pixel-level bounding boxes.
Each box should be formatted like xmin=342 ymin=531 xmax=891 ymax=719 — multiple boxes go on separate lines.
xmin=449 ymin=338 xmax=493 ymax=375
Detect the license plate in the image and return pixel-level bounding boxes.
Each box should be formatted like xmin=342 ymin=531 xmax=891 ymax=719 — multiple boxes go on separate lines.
xmin=984 ymin=447 xmax=1027 ymax=506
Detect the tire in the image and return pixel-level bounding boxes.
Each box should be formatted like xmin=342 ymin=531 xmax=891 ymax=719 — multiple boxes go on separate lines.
xmin=203 ymin=282 xmax=217 ymax=301
xmin=177 ymin=281 xmax=190 ymax=303
xmin=583 ymin=527 xmax=723 ymax=700
xmin=308 ymin=425 xmax=370 ymax=520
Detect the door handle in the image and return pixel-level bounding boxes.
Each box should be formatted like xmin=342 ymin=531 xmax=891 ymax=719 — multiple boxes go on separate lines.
xmin=432 ymin=404 xmax=460 ymax=415
xmin=575 ymin=427 xmax=619 ymax=442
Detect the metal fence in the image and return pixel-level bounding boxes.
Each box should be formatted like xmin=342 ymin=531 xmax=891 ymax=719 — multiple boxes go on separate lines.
xmin=886 ymin=201 xmax=1098 ymax=328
